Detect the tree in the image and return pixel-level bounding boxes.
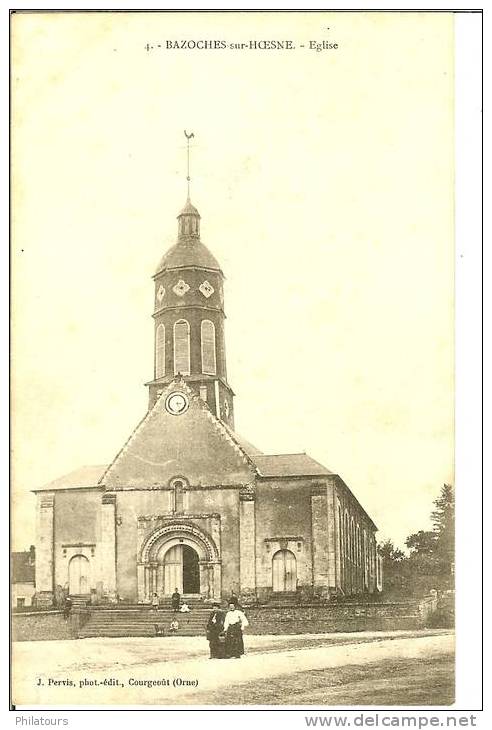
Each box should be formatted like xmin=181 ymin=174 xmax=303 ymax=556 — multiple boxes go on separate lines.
xmin=405 ymin=530 xmax=438 ymax=556
xmin=377 ymin=539 xmax=407 ymax=594
xmin=378 ymin=539 xmax=406 ymax=563
xmin=377 ymin=484 xmax=455 ymax=597
xmin=404 ymin=485 xmax=455 ymax=580
xmin=431 ymin=483 xmax=455 ymax=574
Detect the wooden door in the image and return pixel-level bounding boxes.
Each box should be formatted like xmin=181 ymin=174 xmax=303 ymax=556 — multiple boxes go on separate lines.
xmin=68 ymin=555 xmax=90 ymax=595
xmin=272 ymin=549 xmax=297 ymax=592
xmin=163 ymin=545 xmax=183 ymax=594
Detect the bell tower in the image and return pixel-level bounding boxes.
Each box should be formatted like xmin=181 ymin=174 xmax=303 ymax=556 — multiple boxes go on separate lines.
xmin=146 ymin=133 xmax=235 ymax=428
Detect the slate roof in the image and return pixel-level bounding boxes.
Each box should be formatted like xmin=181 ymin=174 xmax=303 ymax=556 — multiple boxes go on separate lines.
xmin=223 ymin=429 xmax=264 ymax=457
xmin=32 ymin=453 xmax=335 ymax=490
xmin=155 ymin=240 xmax=221 ymax=275
xmin=178 ymin=199 xmax=201 ymax=217
xmin=12 ymin=552 xmax=35 ymax=584
xmin=252 ymin=453 xmax=334 ymax=478
xmin=32 ymin=452 xmax=334 ymax=490
xmin=33 ymin=465 xmax=107 ymax=492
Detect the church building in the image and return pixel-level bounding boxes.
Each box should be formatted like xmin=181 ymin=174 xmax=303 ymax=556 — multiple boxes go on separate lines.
xmin=34 ymin=172 xmax=381 ymax=607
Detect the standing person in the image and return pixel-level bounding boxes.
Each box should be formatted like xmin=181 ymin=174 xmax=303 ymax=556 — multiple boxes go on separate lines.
xmin=206 ymin=601 xmax=225 ymax=659
xmin=228 ymin=590 xmax=242 ymax=609
xmin=151 ymin=592 xmax=159 ymax=610
xmin=171 ymin=588 xmax=181 ymax=613
xmin=223 ymin=601 xmax=249 ymax=659
xmin=63 ymin=596 xmax=73 ymax=620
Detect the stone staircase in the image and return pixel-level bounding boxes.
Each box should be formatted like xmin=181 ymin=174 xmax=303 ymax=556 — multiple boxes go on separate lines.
xmin=75 ymin=597 xmax=429 ymax=638
xmin=70 ymin=595 xmax=90 ymax=609
xmin=266 ymin=592 xmax=298 ymax=607
xmin=78 ymin=604 xmax=210 ymax=639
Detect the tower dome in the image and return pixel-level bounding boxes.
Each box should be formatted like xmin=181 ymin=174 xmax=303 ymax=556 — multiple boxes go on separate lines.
xmin=155 ymin=196 xmax=222 ymax=275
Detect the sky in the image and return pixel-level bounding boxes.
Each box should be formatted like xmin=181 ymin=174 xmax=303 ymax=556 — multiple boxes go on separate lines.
xmin=11 ymin=11 xmax=454 ymax=551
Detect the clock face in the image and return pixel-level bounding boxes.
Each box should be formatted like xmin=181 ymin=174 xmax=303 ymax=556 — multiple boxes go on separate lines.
xmin=165 ymin=392 xmax=189 ymax=416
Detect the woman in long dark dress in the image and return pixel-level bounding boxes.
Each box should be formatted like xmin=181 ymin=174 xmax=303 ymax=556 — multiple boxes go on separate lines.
xmin=223 ymin=601 xmax=249 ymax=658
xmin=206 ymin=601 xmax=225 ymax=659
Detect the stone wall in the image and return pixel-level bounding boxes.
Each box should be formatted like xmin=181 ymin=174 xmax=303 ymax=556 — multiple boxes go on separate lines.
xmin=12 ymin=610 xmax=75 ymax=642
xmin=13 ymin=600 xmax=437 ymax=640
xmin=116 ymin=487 xmax=241 ymax=600
xmin=254 ymin=479 xmax=315 ymax=602
xmin=335 ymin=480 xmax=378 ymax=595
xmin=246 ymin=602 xmax=424 ymax=634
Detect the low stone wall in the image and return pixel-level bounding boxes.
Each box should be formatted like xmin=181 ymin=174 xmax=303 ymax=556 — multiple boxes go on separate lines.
xmin=418 ymin=595 xmax=438 ymax=624
xmin=13 ymin=600 xmax=434 ymax=640
xmin=246 ymin=602 xmax=424 ymax=634
xmin=12 ymin=610 xmax=75 ymax=642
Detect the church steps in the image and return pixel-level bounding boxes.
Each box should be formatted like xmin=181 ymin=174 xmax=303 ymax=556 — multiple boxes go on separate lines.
xmin=75 ymin=601 xmax=424 ymax=638
xmin=77 ymin=606 xmax=210 ymax=637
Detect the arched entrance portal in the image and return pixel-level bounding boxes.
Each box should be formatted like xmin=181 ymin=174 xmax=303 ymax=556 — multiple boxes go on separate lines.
xmin=138 ymin=523 xmax=221 ymax=603
xmin=272 ymin=549 xmax=297 ymax=592
xmin=68 ymin=554 xmax=90 ymax=595
xmin=163 ymin=544 xmax=200 ymax=594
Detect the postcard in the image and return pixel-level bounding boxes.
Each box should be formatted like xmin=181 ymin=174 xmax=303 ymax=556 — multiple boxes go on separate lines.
xmin=10 ymin=10 xmax=465 ymax=710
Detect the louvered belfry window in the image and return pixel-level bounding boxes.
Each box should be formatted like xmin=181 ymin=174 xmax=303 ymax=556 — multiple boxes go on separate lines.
xmin=174 ymin=320 xmax=190 ymax=375
xmin=201 ymin=320 xmax=216 ymax=375
xmin=155 ymin=323 xmax=165 ymax=378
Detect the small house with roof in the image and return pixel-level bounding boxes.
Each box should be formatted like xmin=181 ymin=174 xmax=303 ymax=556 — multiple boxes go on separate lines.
xmin=12 ymin=547 xmax=36 ymax=608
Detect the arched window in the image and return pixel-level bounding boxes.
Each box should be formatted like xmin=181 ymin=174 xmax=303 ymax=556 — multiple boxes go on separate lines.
xmin=173 ymin=480 xmax=184 ymax=512
xmin=174 ymin=320 xmax=190 ymax=375
xmin=201 ymin=320 xmax=216 ymax=375
xmin=363 ymin=529 xmax=369 ymax=580
xmin=155 ymin=324 xmax=165 ymax=378
xmin=338 ymin=506 xmax=343 ymax=555
xmin=169 ymin=477 xmax=188 ymax=513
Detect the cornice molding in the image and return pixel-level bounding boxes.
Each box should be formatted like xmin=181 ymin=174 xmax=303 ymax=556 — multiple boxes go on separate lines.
xmin=138 ymin=513 xmax=221 ymax=522
xmin=153 ymin=265 xmax=225 ymax=280
xmin=152 ymin=304 xmax=226 ymax=319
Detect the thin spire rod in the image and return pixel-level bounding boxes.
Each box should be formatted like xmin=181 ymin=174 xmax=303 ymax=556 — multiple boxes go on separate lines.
xmin=184 ymin=130 xmax=194 ymax=199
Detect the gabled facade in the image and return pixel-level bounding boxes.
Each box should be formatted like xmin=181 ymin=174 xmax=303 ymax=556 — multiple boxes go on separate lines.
xmin=33 ymin=191 xmax=381 ymax=607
